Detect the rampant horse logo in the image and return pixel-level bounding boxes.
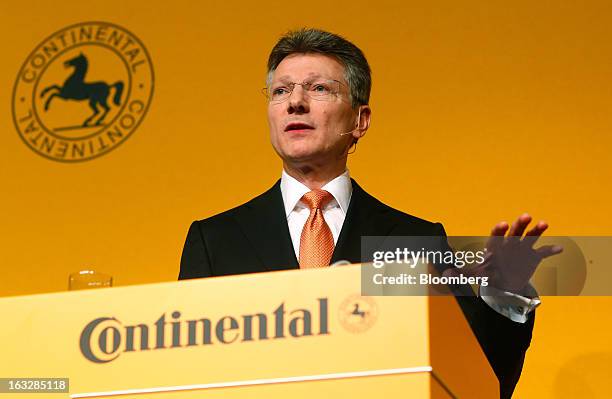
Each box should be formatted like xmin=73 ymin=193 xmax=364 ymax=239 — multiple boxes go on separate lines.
xmin=12 ymin=22 xmax=154 ymax=162
xmin=338 ymin=294 xmax=378 ymax=333
xmin=40 ymin=53 xmax=125 ymax=128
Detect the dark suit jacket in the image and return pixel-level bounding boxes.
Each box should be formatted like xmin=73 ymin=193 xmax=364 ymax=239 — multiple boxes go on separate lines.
xmin=179 ymin=179 xmax=534 ymax=398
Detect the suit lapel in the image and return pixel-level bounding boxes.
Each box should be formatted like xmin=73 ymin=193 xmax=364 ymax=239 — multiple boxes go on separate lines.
xmin=331 ymin=179 xmax=398 ymax=264
xmin=233 ymin=180 xmax=299 ymax=272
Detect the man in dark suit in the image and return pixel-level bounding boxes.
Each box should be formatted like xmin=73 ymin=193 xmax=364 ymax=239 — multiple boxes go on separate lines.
xmin=180 ymin=28 xmax=560 ymax=398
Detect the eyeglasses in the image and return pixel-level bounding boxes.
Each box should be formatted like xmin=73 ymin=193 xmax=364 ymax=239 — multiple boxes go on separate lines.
xmin=263 ymin=79 xmax=345 ymax=104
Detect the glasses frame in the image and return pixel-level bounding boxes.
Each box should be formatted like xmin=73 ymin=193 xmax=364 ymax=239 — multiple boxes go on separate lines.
xmin=262 ymin=78 xmax=349 ymax=104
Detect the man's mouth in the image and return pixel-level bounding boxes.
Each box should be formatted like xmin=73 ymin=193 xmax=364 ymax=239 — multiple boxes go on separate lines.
xmin=284 ymin=122 xmax=315 ymax=133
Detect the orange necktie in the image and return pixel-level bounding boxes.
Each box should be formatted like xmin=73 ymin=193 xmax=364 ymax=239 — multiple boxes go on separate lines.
xmin=299 ymin=189 xmax=335 ymax=268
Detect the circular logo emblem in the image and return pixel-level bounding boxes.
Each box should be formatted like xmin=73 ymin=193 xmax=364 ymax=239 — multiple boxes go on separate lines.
xmin=338 ymin=294 xmax=378 ymax=333
xmin=12 ymin=22 xmax=154 ymax=162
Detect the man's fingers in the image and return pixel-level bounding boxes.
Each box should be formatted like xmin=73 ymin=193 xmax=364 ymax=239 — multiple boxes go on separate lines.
xmin=523 ymin=221 xmax=549 ymax=247
xmin=491 ymin=222 xmax=510 ymax=236
xmin=535 ymin=245 xmax=563 ymax=259
xmin=486 ymin=221 xmax=509 ymax=252
xmin=507 ymin=213 xmax=532 ymax=237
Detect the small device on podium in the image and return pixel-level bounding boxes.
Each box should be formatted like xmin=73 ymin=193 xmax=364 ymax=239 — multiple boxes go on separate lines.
xmin=68 ymin=270 xmax=113 ymax=290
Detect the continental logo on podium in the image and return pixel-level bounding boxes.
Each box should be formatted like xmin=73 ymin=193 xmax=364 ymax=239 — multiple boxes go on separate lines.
xmin=12 ymin=22 xmax=154 ymax=162
xmin=79 ymin=299 xmax=330 ymax=364
xmin=338 ymin=294 xmax=378 ymax=333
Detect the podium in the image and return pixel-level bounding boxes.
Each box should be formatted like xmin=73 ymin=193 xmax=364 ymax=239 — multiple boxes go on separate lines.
xmin=0 ymin=265 xmax=497 ymax=398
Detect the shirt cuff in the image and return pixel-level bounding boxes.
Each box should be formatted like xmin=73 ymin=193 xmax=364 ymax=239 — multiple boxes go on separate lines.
xmin=479 ymin=284 xmax=541 ymax=323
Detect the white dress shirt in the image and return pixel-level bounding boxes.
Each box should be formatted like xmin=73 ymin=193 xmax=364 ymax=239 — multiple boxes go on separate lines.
xmin=281 ymin=169 xmax=352 ymax=259
xmin=279 ymin=169 xmax=538 ymax=323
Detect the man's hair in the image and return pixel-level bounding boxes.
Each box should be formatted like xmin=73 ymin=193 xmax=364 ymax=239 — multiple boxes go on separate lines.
xmin=267 ymin=28 xmax=371 ymax=108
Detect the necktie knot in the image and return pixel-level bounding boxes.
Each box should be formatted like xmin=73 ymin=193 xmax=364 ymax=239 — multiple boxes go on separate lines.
xmin=301 ymin=189 xmax=333 ymax=210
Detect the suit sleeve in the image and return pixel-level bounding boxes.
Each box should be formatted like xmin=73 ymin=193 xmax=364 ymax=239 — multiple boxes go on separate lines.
xmin=434 ymin=222 xmax=534 ymax=399
xmin=179 ymin=221 xmax=213 ymax=280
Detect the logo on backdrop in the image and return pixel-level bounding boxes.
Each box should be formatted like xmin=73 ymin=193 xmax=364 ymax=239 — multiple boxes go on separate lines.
xmin=12 ymin=22 xmax=154 ymax=162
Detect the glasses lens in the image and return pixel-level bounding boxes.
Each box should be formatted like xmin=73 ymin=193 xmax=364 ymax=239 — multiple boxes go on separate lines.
xmin=268 ymin=83 xmax=292 ymax=102
xmin=308 ymin=80 xmax=339 ymax=100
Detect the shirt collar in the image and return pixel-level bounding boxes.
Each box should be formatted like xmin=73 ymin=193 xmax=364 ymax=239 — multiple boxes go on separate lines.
xmin=280 ymin=169 xmax=352 ymax=217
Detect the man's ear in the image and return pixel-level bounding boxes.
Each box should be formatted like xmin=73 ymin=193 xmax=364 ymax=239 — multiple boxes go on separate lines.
xmin=352 ymin=105 xmax=371 ymax=141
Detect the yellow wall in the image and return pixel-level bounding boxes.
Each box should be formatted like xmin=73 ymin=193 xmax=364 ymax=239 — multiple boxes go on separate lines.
xmin=1 ymin=1 xmax=610 ymax=397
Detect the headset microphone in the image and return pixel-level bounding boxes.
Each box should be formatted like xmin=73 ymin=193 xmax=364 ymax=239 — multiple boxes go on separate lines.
xmin=338 ymin=108 xmax=362 ymax=137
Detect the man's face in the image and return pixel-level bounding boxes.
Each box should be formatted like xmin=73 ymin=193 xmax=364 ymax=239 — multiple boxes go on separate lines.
xmin=267 ymin=53 xmax=359 ymax=167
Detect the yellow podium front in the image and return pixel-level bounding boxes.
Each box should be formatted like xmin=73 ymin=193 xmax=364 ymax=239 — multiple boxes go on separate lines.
xmin=0 ymin=265 xmax=496 ymax=398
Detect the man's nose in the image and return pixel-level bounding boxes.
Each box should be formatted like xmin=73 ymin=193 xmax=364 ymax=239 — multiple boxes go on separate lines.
xmin=286 ymin=85 xmax=309 ymax=114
